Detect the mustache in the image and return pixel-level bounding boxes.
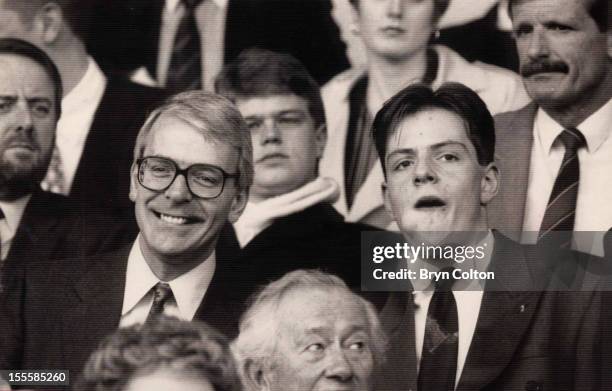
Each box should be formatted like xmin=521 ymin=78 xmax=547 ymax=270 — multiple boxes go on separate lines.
xmin=521 ymin=60 xmax=569 ymax=78
xmin=4 ymin=134 xmax=40 ymax=150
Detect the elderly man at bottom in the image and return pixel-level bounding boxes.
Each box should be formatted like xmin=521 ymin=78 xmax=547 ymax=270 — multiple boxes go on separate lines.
xmin=75 ymin=316 xmax=242 ymax=391
xmin=370 ymin=82 xmax=606 ymax=390
xmin=233 ymin=269 xmax=387 ymax=391
xmin=0 ymin=91 xmax=253 ymax=377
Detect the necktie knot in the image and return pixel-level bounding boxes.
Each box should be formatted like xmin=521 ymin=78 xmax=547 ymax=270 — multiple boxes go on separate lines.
xmin=434 ymin=267 xmax=456 ymax=292
xmin=182 ymin=0 xmax=203 ymax=9
xmin=558 ymin=128 xmax=585 ymax=154
xmin=146 ymin=282 xmax=174 ymax=323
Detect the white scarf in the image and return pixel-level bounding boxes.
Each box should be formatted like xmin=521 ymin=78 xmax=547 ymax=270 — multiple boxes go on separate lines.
xmin=233 ymin=177 xmax=341 ymax=247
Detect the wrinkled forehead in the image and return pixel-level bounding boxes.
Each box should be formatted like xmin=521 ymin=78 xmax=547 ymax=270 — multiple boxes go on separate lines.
xmin=0 ymin=54 xmax=54 ymax=93
xmin=277 ymin=287 xmax=369 ymax=335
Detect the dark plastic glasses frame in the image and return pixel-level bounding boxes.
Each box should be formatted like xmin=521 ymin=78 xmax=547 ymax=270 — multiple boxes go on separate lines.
xmin=136 ymin=156 xmax=239 ymax=199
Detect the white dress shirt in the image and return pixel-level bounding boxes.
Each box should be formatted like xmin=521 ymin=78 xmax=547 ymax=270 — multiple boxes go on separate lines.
xmin=522 ymin=98 xmax=612 ymax=255
xmin=154 ymin=0 xmax=227 ymax=91
xmin=120 ymin=235 xmax=216 ymax=327
xmin=412 ymin=231 xmax=494 ymax=389
xmin=0 ymin=195 xmax=32 ymax=261
xmin=45 ymin=57 xmax=107 ymax=195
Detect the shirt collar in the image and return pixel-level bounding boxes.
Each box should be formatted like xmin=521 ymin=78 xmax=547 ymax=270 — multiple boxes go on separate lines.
xmin=61 ymin=57 xmax=107 ymax=115
xmin=535 ymin=97 xmax=612 ymax=154
xmin=0 ymin=194 xmax=32 ymax=236
xmin=166 ymin=0 xmax=227 ymax=11
xmin=122 ymin=235 xmax=216 ymax=320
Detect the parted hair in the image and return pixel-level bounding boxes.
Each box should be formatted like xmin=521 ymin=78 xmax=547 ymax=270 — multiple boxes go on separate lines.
xmin=215 ymin=47 xmax=327 ymax=131
xmin=75 ymin=316 xmax=243 ymax=391
xmin=0 ymin=38 xmax=62 ymax=119
xmin=372 ymin=82 xmax=495 ymax=176
xmin=133 ymin=91 xmax=254 ymax=193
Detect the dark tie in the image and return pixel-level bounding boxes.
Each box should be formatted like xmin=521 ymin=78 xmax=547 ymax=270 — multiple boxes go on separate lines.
xmin=146 ymin=282 xmax=174 ymax=323
xmin=418 ymin=270 xmax=458 ymax=391
xmin=0 ymin=207 xmax=4 ymax=270
xmin=165 ymin=0 xmax=202 ymax=93
xmin=538 ymin=128 xmax=585 ymax=248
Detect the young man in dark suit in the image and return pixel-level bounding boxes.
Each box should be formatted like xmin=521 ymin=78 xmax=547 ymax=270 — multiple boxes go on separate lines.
xmin=489 ymin=0 xmax=612 ymax=256
xmin=0 ymin=91 xmax=253 ymax=378
xmin=0 ymin=0 xmax=166 ymax=222
xmin=0 ymin=38 xmax=131 ymax=292
xmin=370 ymin=82 xmax=606 ymax=390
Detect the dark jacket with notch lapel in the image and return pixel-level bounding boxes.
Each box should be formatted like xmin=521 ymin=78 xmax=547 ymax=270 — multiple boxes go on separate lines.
xmin=374 ymin=231 xmax=606 ymax=391
xmin=88 ymin=0 xmax=350 ymax=85
xmin=0 ymin=242 xmax=246 ymax=381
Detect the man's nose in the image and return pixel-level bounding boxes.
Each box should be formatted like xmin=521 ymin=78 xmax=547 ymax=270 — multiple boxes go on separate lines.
xmin=412 ymin=159 xmax=437 ymax=186
xmin=261 ymin=118 xmax=282 ymax=145
xmin=527 ymin=28 xmax=550 ymax=59
xmin=164 ymin=173 xmax=193 ymax=202
xmin=13 ymin=101 xmax=34 ymax=134
xmin=387 ymin=0 xmax=403 ymax=18
xmin=325 ymin=347 xmax=354 ymax=383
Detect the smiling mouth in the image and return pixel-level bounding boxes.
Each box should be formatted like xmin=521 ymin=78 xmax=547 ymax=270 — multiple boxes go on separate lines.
xmin=414 ymin=196 xmax=446 ymax=209
xmin=154 ymin=211 xmax=202 ymax=225
xmin=7 ymin=143 xmax=36 ymax=151
xmin=381 ymin=26 xmax=405 ymax=35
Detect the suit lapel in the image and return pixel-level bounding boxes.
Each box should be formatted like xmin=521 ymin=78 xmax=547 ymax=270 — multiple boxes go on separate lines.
xmin=489 ymin=103 xmax=538 ymax=237
xmin=457 ymin=233 xmax=543 ymax=391
xmin=5 ymin=191 xmax=63 ymax=274
xmin=61 ymin=247 xmax=129 ymax=370
xmin=375 ymin=291 xmax=418 ymax=391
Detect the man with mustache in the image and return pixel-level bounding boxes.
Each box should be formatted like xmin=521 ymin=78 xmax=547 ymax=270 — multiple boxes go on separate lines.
xmin=0 ymin=38 xmax=129 ymax=291
xmin=489 ymin=0 xmax=612 ymax=255
xmin=214 ymin=48 xmax=373 ymax=291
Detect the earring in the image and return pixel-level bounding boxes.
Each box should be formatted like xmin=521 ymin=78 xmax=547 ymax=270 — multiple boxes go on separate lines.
xmin=434 ymin=30 xmax=440 ymax=40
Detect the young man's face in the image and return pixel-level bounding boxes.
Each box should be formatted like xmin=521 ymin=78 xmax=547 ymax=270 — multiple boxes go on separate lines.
xmin=236 ymin=94 xmax=325 ymax=200
xmin=383 ymin=108 xmax=498 ymax=242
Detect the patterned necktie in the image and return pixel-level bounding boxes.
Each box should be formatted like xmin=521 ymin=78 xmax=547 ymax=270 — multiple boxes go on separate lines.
xmin=165 ymin=0 xmax=203 ymax=93
xmin=418 ymin=269 xmax=458 ymax=391
xmin=41 ymin=146 xmax=66 ymax=195
xmin=146 ymin=282 xmax=174 ymax=323
xmin=538 ymin=128 xmax=585 ymax=248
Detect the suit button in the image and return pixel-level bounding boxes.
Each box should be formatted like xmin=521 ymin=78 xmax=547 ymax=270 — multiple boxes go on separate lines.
xmin=525 ymin=380 xmax=543 ymax=391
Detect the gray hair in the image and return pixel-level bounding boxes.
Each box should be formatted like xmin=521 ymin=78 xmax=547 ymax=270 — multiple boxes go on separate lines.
xmin=133 ymin=91 xmax=254 ymax=193
xmin=232 ymin=269 xmax=387 ymax=385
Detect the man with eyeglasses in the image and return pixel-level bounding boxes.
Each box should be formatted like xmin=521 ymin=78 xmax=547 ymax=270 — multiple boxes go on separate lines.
xmin=0 ymin=91 xmax=254 ymax=378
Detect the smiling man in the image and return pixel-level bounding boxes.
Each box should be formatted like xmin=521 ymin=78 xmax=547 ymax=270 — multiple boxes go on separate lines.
xmin=489 ymin=0 xmax=612 ymax=255
xmin=371 ymin=82 xmax=605 ymax=391
xmin=0 ymin=91 xmax=254 ymax=377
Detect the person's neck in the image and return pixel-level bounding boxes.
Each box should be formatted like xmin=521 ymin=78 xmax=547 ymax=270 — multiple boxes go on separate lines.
xmin=543 ymin=66 xmax=612 ymax=129
xmin=139 ymin=239 xmax=214 ymax=282
xmin=48 ymin=40 xmax=90 ymax=97
xmin=366 ymin=50 xmax=429 ymax=110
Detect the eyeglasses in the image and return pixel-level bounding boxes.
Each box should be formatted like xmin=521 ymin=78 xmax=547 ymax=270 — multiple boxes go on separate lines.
xmin=136 ymin=156 xmax=239 ymax=199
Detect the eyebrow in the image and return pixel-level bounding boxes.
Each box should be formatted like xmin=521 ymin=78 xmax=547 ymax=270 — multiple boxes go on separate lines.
xmin=26 ymin=97 xmax=52 ymax=105
xmin=386 ymin=140 xmax=469 ymax=161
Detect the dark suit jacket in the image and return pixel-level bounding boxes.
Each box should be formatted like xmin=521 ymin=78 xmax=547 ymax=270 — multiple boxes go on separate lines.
xmin=67 ymin=78 xmax=165 ymax=224
xmin=216 ymin=202 xmax=380 ymax=298
xmin=488 ymin=102 xmax=537 ymax=239
xmin=374 ymin=232 xmax=606 ymax=391
xmin=88 ymin=0 xmax=350 ymax=85
xmin=0 ymin=190 xmax=135 ymax=291
xmin=0 ymin=243 xmax=247 ymax=381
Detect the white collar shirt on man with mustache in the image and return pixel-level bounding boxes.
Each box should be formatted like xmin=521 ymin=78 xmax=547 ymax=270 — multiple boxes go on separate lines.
xmin=521 ymin=98 xmax=612 ymax=256
xmin=0 ymin=194 xmax=31 ymax=260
